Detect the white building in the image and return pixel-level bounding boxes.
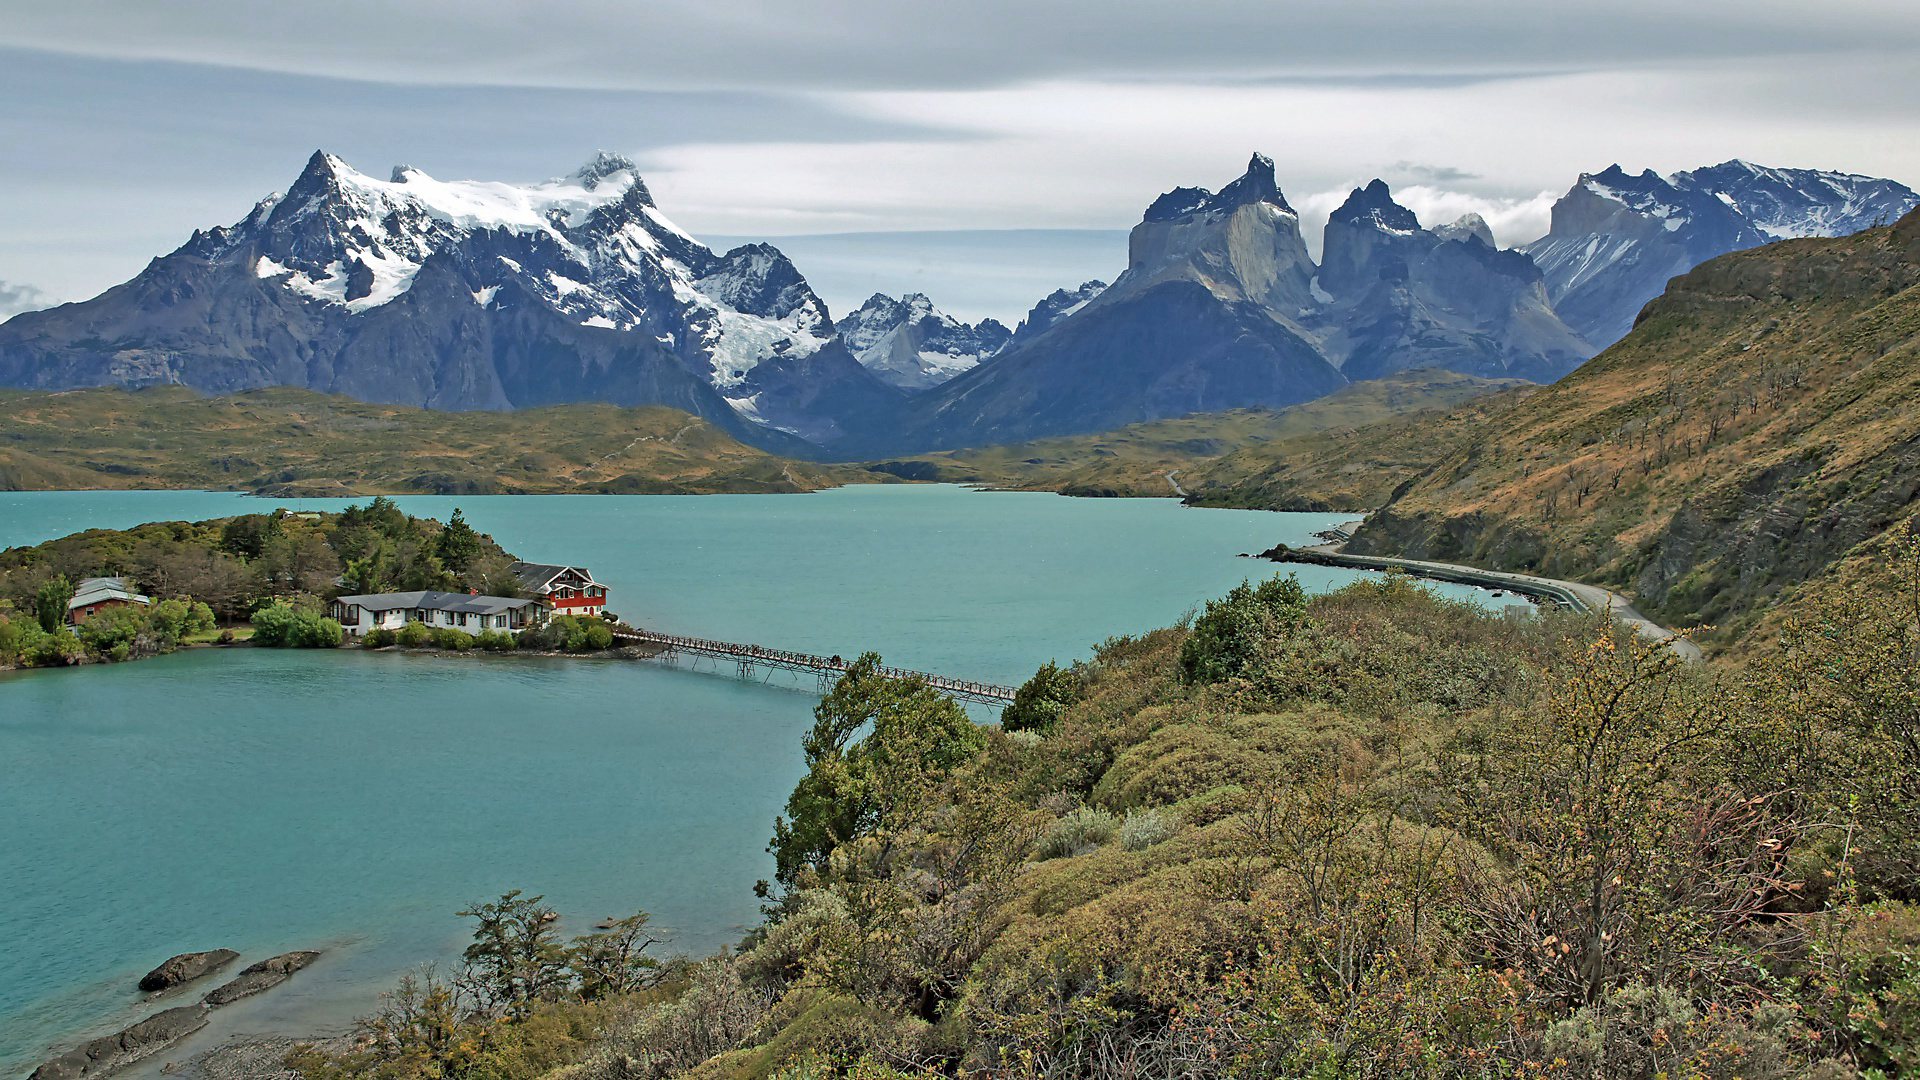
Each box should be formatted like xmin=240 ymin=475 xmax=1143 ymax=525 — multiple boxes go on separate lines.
xmin=328 ymin=591 xmax=546 ymax=638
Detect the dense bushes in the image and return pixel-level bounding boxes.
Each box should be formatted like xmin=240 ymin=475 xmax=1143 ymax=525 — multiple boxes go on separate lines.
xmin=288 ymin=569 xmax=1920 ymax=1080
xmin=515 ymin=615 xmax=616 ymax=652
xmin=1178 ymin=572 xmax=1307 ymax=683
xmin=250 ymin=603 xmax=344 ymax=648
xmin=0 ymin=595 xmax=215 ymax=666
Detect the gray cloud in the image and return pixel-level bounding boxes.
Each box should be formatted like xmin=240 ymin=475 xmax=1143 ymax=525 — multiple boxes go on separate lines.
xmin=0 ymin=280 xmax=47 ymax=319
xmin=1386 ymin=162 xmax=1483 ymax=184
xmin=1 ymin=1 xmax=1915 ymax=92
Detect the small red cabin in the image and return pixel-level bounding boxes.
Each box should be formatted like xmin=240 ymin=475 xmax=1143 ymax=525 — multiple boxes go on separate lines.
xmin=67 ymin=577 xmax=151 ymax=625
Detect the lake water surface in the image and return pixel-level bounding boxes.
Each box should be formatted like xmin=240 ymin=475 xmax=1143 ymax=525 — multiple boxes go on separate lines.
xmin=0 ymin=487 xmax=1470 ymax=1073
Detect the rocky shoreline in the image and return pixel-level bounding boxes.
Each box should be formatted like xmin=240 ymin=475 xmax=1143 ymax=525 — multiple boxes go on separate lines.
xmin=29 ymin=952 xmax=322 ymax=1080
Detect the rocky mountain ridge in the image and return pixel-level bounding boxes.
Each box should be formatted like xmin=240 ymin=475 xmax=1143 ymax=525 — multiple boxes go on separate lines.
xmin=1522 ymin=159 xmax=1917 ymax=349
xmin=853 ymin=156 xmax=1593 ymax=453
xmin=0 ymin=152 xmax=1911 ymax=461
xmin=0 ymin=151 xmax=899 ymax=447
xmin=835 ymin=293 xmax=1010 ymax=391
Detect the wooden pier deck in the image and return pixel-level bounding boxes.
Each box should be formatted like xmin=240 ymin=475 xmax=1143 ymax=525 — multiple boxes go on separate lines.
xmin=609 ymin=628 xmax=1020 ymax=706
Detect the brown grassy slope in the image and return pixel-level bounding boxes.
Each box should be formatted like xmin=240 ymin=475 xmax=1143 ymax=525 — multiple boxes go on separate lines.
xmin=0 ymin=386 xmax=881 ymax=495
xmin=1330 ymin=208 xmax=1920 ymax=642
xmin=862 ymin=368 xmax=1525 ymax=497
xmin=1180 ymin=381 xmax=1539 ymax=511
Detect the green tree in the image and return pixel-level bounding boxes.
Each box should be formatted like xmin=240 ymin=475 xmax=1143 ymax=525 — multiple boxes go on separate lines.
xmin=79 ymin=606 xmax=149 ymax=659
xmin=34 ymin=574 xmax=74 ymax=633
xmin=436 ymin=508 xmax=485 ymax=573
xmin=1178 ymin=573 xmax=1308 ymax=683
xmin=565 ymin=911 xmax=662 ymax=999
xmin=218 ymin=513 xmax=282 ymax=560
xmin=1001 ymin=660 xmax=1080 ymax=734
xmin=768 ymin=653 xmax=985 ymax=889
xmin=457 ymin=891 xmax=567 ymax=1017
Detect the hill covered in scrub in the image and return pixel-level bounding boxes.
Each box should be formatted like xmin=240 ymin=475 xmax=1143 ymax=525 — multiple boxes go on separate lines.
xmin=1189 ymin=207 xmax=1920 ymax=643
xmin=285 ymin=568 xmax=1920 ymax=1080
xmin=0 ymin=387 xmax=873 ymax=495
xmin=862 ymin=368 xmax=1525 ymax=498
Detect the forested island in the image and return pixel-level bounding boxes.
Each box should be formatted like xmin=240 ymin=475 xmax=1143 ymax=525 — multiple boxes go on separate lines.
xmin=0 ymin=498 xmax=619 ymax=669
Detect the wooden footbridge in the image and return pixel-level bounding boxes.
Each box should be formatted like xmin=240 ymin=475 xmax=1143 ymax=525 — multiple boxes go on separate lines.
xmin=609 ymin=628 xmax=1020 ymax=706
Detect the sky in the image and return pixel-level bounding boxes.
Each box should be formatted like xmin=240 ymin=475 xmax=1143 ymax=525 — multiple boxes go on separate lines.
xmin=2 ymin=1 xmax=1918 ymax=324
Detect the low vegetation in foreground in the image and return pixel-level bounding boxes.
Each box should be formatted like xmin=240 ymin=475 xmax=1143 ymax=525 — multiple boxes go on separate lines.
xmin=290 ymin=554 xmax=1920 ymax=1080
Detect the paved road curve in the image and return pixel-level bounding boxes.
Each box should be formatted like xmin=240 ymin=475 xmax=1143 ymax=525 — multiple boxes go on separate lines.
xmin=1271 ymin=520 xmax=1704 ymax=663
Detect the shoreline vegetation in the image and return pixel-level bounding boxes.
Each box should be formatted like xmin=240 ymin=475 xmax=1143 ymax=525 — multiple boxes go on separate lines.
xmin=144 ymin=561 xmax=1917 ymax=1080
xmin=0 ymin=497 xmax=636 ymax=673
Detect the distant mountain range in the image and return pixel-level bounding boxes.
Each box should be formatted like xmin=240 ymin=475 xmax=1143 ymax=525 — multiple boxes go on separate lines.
xmin=1522 ymin=160 xmax=1916 ymax=348
xmin=0 ymin=151 xmax=1910 ymax=458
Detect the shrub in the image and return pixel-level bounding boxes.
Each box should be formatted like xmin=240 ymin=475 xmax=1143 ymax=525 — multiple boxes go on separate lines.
xmin=395 ymin=621 xmax=431 ymax=648
xmin=79 ymin=606 xmax=149 ymax=658
xmin=1002 ymin=660 xmax=1080 ymax=734
xmin=362 ymin=627 xmax=397 ymax=648
xmin=1036 ymin=807 xmax=1120 ymax=860
xmin=516 ymin=615 xmax=617 ymax=652
xmin=1179 ymin=573 xmax=1307 ymax=683
xmin=1118 ymin=807 xmax=1182 ymax=851
xmin=431 ymin=626 xmax=474 ymax=650
xmin=251 ymin=604 xmax=344 ymax=648
xmin=473 ymin=630 xmax=515 ymax=651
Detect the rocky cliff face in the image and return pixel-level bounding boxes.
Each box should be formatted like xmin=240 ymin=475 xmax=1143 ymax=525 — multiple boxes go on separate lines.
xmin=0 ymin=152 xmax=899 ymax=447
xmin=1316 ymin=181 xmax=1593 ymax=382
xmin=852 ymin=159 xmax=1594 ymax=455
xmin=1521 ymin=161 xmax=1917 ymax=350
xmin=859 ymin=156 xmax=1348 ymax=453
xmin=835 ymin=293 xmax=1011 ymax=391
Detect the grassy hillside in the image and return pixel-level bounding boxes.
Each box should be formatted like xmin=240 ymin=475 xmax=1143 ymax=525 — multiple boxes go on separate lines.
xmin=1198 ymin=209 xmax=1920 ymax=645
xmin=288 ymin=573 xmax=1920 ymax=1080
xmin=861 ymin=369 xmax=1526 ymax=497
xmin=0 ymin=386 xmax=880 ymax=495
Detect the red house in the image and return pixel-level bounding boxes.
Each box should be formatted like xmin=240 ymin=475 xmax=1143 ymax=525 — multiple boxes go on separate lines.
xmin=68 ymin=577 xmax=151 ymax=625
xmin=509 ymin=562 xmax=608 ymax=617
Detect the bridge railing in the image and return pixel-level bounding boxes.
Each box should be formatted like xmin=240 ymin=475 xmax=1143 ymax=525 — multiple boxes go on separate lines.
xmin=612 ymin=628 xmax=1019 ymax=704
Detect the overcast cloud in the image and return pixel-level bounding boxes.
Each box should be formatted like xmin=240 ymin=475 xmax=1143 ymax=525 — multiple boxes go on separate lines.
xmin=1 ymin=1 xmax=1916 ymax=323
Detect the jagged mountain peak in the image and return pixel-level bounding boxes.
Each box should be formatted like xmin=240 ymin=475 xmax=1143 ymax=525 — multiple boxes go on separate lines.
xmin=1329 ymin=179 xmax=1422 ymax=234
xmin=570 ymin=151 xmax=642 ymax=191
xmin=1433 ymin=213 xmax=1495 ymax=247
xmin=1142 ymin=151 xmax=1294 ymax=223
xmin=835 ymin=290 xmax=1010 ymax=392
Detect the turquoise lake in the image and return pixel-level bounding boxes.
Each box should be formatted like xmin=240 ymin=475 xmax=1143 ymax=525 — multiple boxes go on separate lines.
xmin=0 ymin=486 xmax=1483 ymax=1073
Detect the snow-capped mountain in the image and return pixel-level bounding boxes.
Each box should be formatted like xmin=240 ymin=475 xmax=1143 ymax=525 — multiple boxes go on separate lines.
xmin=857 ymin=158 xmax=1591 ymax=455
xmin=1522 ymin=161 xmax=1918 ymax=349
xmin=1676 ymin=160 xmax=1917 ymax=240
xmin=0 ymin=151 xmax=899 ymax=445
xmin=835 ymin=293 xmax=1010 ymax=391
xmin=1009 ymin=280 xmax=1106 ymax=346
xmin=859 ymin=155 xmax=1348 ymax=453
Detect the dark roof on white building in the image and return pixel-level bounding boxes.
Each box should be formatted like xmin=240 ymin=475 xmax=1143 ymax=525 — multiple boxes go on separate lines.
xmin=333 ymin=591 xmax=540 ymax=616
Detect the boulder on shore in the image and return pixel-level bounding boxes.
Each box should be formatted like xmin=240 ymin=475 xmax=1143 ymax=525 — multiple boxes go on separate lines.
xmin=203 ymin=951 xmax=322 ymax=1007
xmin=137 ymin=950 xmax=238 ymax=992
xmin=29 ymin=1005 xmax=209 ymax=1080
